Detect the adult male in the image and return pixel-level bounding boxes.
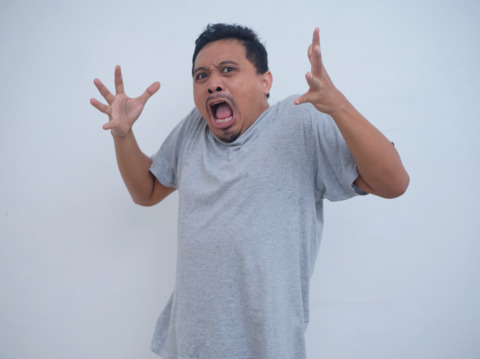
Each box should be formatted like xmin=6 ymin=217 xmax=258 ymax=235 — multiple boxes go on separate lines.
xmin=91 ymin=24 xmax=409 ymax=359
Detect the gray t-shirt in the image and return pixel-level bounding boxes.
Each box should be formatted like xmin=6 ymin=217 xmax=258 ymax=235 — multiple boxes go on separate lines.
xmin=149 ymin=95 xmax=363 ymax=359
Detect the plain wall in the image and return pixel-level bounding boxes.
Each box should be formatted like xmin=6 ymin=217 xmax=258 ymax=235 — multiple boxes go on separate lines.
xmin=1 ymin=0 xmax=479 ymax=358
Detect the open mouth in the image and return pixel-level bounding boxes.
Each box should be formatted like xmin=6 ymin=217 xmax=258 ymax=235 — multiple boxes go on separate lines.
xmin=209 ymin=100 xmax=234 ymax=125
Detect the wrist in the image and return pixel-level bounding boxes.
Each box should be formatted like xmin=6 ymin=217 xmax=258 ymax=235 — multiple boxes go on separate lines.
xmin=327 ymin=95 xmax=353 ymax=119
xmin=111 ymin=128 xmax=133 ymax=141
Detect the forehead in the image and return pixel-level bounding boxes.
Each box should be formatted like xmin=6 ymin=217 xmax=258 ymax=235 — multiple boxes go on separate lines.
xmin=194 ymin=39 xmax=248 ymax=68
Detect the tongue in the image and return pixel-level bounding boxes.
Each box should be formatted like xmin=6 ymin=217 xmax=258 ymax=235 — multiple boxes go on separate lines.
xmin=215 ymin=103 xmax=233 ymax=119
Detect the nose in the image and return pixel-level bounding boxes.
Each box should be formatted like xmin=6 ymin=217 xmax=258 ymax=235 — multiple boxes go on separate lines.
xmin=208 ymin=85 xmax=223 ymax=94
xmin=207 ymin=72 xmax=224 ymax=94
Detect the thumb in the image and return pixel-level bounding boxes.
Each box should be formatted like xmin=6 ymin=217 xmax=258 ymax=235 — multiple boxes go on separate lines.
xmin=139 ymin=81 xmax=161 ymax=104
xmin=103 ymin=120 xmax=114 ymax=131
xmin=294 ymin=92 xmax=310 ymax=106
xmin=295 ymin=72 xmax=318 ymax=105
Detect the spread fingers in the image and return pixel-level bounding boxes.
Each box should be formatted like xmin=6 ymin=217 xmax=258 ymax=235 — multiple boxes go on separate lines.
xmin=114 ymin=65 xmax=125 ymax=94
xmin=93 ymin=78 xmax=115 ymax=104
xmin=90 ymin=97 xmax=110 ymax=114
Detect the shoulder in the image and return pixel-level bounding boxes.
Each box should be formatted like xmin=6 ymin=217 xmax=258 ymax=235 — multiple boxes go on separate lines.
xmin=165 ymin=107 xmax=206 ymax=143
xmin=271 ymin=95 xmax=336 ymax=133
xmin=154 ymin=107 xmax=205 ymax=159
xmin=272 ymin=95 xmax=330 ymax=120
xmin=178 ymin=107 xmax=205 ymax=132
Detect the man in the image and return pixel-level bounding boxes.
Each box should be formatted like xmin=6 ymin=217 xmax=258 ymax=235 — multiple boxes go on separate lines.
xmin=91 ymin=24 xmax=409 ymax=359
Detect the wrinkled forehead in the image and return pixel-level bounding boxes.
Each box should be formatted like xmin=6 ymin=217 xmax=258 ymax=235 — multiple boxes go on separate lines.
xmin=193 ymin=39 xmax=247 ymax=70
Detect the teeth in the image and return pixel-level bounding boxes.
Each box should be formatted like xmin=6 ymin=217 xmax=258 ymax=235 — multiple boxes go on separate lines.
xmin=215 ymin=116 xmax=233 ymax=123
xmin=211 ymin=100 xmax=225 ymax=107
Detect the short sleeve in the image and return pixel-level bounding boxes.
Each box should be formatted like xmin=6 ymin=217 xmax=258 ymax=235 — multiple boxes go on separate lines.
xmin=149 ymin=108 xmax=200 ymax=189
xmin=308 ymin=108 xmax=366 ymax=202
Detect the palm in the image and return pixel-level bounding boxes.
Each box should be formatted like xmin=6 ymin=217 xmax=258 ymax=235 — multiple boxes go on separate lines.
xmin=91 ymin=65 xmax=160 ymax=137
xmin=109 ymin=92 xmax=145 ymax=136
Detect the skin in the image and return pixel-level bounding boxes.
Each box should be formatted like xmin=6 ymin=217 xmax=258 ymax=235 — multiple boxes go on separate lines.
xmin=90 ymin=66 xmax=174 ymax=206
xmin=295 ymin=28 xmax=409 ymax=198
xmin=90 ymin=28 xmax=409 ymax=205
xmin=192 ymin=39 xmax=273 ymax=143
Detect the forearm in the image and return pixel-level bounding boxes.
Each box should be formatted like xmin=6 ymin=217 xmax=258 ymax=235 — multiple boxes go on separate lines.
xmin=330 ymin=99 xmax=409 ymax=198
xmin=112 ymin=130 xmax=158 ymax=205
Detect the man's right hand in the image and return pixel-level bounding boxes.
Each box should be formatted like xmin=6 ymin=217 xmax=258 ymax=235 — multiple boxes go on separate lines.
xmin=90 ymin=65 xmax=160 ymax=137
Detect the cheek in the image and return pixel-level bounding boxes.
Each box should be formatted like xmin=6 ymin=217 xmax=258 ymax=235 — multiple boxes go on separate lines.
xmin=193 ymin=89 xmax=205 ymax=113
xmin=193 ymin=87 xmax=200 ymax=104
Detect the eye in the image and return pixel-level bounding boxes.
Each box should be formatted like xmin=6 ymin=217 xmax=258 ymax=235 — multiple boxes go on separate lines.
xmin=195 ymin=73 xmax=208 ymax=81
xmin=223 ymin=67 xmax=235 ymax=73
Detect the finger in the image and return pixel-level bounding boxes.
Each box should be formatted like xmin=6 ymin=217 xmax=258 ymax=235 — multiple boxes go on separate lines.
xmin=114 ymin=65 xmax=125 ymax=94
xmin=138 ymin=81 xmax=161 ymax=104
xmin=294 ymin=92 xmax=311 ymax=106
xmin=305 ymin=72 xmax=319 ymax=90
xmin=90 ymin=98 xmax=110 ymax=114
xmin=310 ymin=45 xmax=323 ymax=77
xmin=294 ymin=72 xmax=318 ymax=105
xmin=103 ymin=121 xmax=113 ymax=131
xmin=312 ymin=27 xmax=320 ymax=51
xmin=310 ymin=28 xmax=323 ymax=76
xmin=93 ymin=78 xmax=115 ymax=104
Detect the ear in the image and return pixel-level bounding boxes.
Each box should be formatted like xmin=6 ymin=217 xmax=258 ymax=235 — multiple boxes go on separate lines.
xmin=261 ymin=71 xmax=273 ymax=97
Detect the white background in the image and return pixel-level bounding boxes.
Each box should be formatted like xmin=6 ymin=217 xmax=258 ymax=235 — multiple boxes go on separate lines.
xmin=1 ymin=0 xmax=479 ymax=358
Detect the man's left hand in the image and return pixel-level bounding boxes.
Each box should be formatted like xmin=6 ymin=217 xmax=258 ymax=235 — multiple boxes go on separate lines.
xmin=294 ymin=28 xmax=348 ymax=115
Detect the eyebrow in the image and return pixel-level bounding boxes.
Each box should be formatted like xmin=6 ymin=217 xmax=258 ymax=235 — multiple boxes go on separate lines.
xmin=193 ymin=60 xmax=240 ymax=77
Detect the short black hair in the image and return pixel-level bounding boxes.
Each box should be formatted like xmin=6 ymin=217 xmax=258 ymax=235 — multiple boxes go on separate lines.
xmin=192 ymin=23 xmax=269 ymax=76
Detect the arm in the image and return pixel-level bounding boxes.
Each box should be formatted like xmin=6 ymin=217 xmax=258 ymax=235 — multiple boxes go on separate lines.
xmin=90 ymin=65 xmax=175 ymax=206
xmin=295 ymin=29 xmax=409 ymax=198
